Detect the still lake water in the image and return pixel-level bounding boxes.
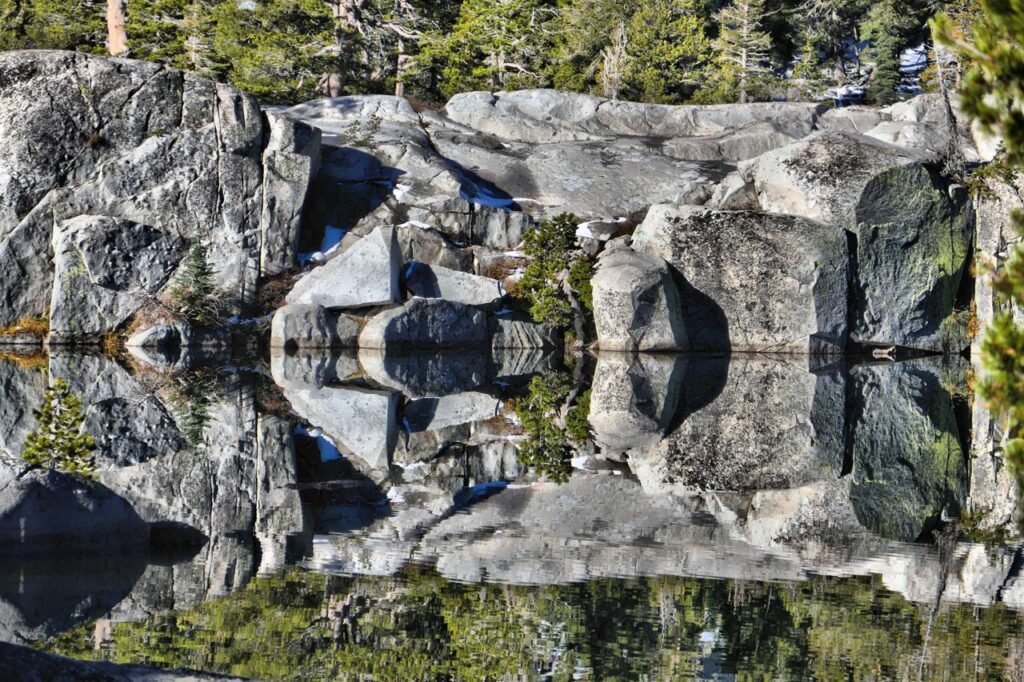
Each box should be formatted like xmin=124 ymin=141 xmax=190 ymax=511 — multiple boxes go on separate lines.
xmin=2 ymin=348 xmax=1023 ymax=680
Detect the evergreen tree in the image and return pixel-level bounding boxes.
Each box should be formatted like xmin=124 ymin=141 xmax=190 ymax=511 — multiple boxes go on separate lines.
xmin=22 ymin=378 xmax=97 ymax=479
xmin=545 ymin=0 xmax=638 ymax=94
xmin=212 ymin=0 xmax=339 ymax=103
xmin=126 ymin=0 xmax=222 ymax=75
xmin=791 ymin=34 xmax=828 ymax=99
xmin=861 ymin=0 xmax=907 ymax=104
xmin=711 ymin=0 xmax=774 ymax=103
xmin=167 ymin=241 xmax=225 ymax=325
xmin=800 ymin=0 xmax=872 ymax=85
xmin=420 ymin=0 xmax=556 ymax=98
xmin=624 ymin=0 xmax=712 ymax=103
xmin=0 ymin=0 xmax=107 ymax=51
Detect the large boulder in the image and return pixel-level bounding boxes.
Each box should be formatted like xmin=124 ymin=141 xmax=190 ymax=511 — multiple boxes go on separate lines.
xmin=260 ymin=111 xmax=321 ymax=277
xmin=358 ymin=348 xmax=492 ymax=397
xmin=442 ymin=90 xmax=822 ymax=146
xmin=49 ymin=216 xmax=186 ymax=343
xmin=270 ymin=304 xmax=334 ymax=349
xmin=429 ymin=129 xmax=722 ymax=221
xmin=848 ymin=358 xmax=969 ymax=542
xmin=742 ymin=131 xmax=973 ymax=352
xmin=851 ymin=166 xmax=973 ymax=351
xmin=489 ymin=313 xmax=562 ymax=349
xmin=633 ymin=205 xmax=849 ymax=354
xmin=0 ymin=50 xmax=318 ymax=329
xmin=283 ymin=96 xmax=533 ymax=251
xmin=405 ymin=261 xmax=506 ymax=309
xmin=591 ymin=245 xmax=687 ymax=351
xmin=743 ymin=130 xmax=927 ymax=225
xmin=286 ymin=226 xmax=401 ymax=309
xmin=589 ymin=353 xmax=687 ymax=453
xmin=283 ymin=384 xmax=398 ymax=472
xmin=628 ymin=356 xmax=845 ymax=494
xmin=358 ymin=299 xmax=488 ymax=350
xmin=0 ymin=457 xmax=149 ymax=555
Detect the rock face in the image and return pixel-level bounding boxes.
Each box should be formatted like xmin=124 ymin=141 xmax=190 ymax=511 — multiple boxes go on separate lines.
xmin=589 ymin=353 xmax=686 ymax=452
xmin=0 ymin=356 xmax=47 ymax=460
xmin=287 ymin=226 xmax=401 ymax=309
xmin=283 ymin=96 xmax=531 ymax=251
xmin=627 ymin=356 xmax=845 ymax=494
xmin=51 ymin=353 xmax=186 ymax=469
xmin=405 ymin=262 xmax=506 ymax=309
xmin=0 ymin=50 xmax=318 ymax=335
xmin=443 ymin=90 xmax=823 ymax=147
xmin=591 ymin=246 xmax=687 ymax=351
xmin=490 ymin=313 xmax=562 ymax=349
xmin=848 ymin=358 xmax=968 ymax=541
xmin=740 ymin=131 xmax=973 ymax=352
xmin=633 ymin=205 xmax=849 ymax=354
xmin=0 ymin=456 xmax=149 ymax=555
xmin=260 ymin=112 xmax=321 ymax=277
xmin=271 ymin=304 xmax=335 ymax=349
xmin=284 ymin=384 xmax=399 ymax=471
xmin=359 ymin=299 xmax=488 ymax=350
xmin=49 ymin=216 xmax=186 ymax=342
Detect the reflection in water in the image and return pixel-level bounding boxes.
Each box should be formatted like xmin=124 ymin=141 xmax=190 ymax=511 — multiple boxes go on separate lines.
xmin=39 ymin=567 xmax=1024 ymax=680
xmin=0 ymin=349 xmax=1018 ymax=678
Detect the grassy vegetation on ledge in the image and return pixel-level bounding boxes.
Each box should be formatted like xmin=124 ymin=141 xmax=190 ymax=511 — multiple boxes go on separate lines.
xmin=0 ymin=315 xmax=49 ymax=339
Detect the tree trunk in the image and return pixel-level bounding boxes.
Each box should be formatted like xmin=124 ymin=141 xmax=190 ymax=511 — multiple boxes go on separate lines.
xmin=106 ymin=0 xmax=127 ymax=56
xmin=395 ymin=39 xmax=412 ymax=98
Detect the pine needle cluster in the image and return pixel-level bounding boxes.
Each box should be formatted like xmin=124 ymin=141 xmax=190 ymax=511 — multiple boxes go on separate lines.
xmin=22 ymin=378 xmax=97 ymax=479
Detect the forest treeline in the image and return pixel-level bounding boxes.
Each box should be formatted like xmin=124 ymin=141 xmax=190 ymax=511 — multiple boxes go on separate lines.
xmin=0 ymin=0 xmax=983 ymax=105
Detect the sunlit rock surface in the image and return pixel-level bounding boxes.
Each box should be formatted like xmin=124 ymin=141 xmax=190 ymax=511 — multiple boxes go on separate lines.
xmin=633 ymin=205 xmax=849 ymax=354
xmin=0 ymin=50 xmax=318 ymax=330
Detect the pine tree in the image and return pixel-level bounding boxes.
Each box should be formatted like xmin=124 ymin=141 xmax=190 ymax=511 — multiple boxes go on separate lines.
xmin=22 ymin=379 xmax=97 ymax=479
xmin=167 ymin=241 xmax=225 ymax=325
xmin=861 ymin=0 xmax=906 ymax=105
xmin=212 ymin=0 xmax=339 ymax=104
xmin=624 ymin=0 xmax=712 ymax=103
xmin=545 ymin=0 xmax=638 ymax=94
xmin=800 ymin=0 xmax=872 ymax=85
xmin=791 ymin=35 xmax=828 ymax=99
xmin=9 ymin=0 xmax=108 ymax=52
xmin=420 ymin=0 xmax=556 ymax=98
xmin=125 ymin=0 xmax=222 ymax=75
xmin=711 ymin=0 xmax=773 ymax=103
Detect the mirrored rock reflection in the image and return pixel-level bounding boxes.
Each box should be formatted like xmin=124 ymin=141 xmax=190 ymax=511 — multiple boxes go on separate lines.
xmin=0 ymin=347 xmax=1020 ymax=668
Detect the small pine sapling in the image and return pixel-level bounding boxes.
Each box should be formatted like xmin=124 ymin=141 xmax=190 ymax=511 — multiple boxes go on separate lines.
xmin=22 ymin=378 xmax=97 ymax=479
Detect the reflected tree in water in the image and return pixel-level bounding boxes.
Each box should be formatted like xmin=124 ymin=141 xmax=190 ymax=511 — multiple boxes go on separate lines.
xmin=513 ymin=370 xmax=591 ymax=484
xmin=22 ymin=378 xmax=96 ymax=479
xmin=39 ymin=568 xmax=1024 ymax=681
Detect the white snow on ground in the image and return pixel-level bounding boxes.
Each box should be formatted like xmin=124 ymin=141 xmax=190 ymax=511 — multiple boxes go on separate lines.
xmin=295 ymin=425 xmax=342 ymax=463
xmin=320 ymin=225 xmax=347 ymax=253
xmin=298 ymin=225 xmax=349 ymax=265
xmin=901 ymin=44 xmax=929 ymax=72
xmin=397 ymin=220 xmax=434 ymax=230
xmin=461 ymin=187 xmax=516 ymax=209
